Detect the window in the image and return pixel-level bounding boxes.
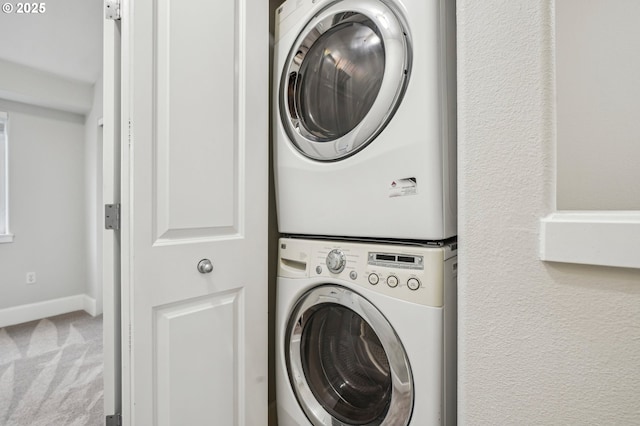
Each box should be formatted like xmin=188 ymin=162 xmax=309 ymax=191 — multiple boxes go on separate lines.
xmin=0 ymin=111 xmax=12 ymax=243
xmin=539 ymin=1 xmax=640 ymax=269
xmin=555 ymin=0 xmax=640 ymax=210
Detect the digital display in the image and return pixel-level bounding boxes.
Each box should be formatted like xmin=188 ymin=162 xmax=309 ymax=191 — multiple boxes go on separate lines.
xmin=376 ymin=254 xmax=396 ymax=261
xmin=368 ymin=252 xmax=423 ymax=270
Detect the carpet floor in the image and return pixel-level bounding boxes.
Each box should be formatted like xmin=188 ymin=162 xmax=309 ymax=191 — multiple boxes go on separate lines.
xmin=0 ymin=311 xmax=103 ymax=425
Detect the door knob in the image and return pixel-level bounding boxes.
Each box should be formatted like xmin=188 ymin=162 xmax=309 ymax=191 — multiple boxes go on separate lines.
xmin=197 ymin=259 xmax=213 ymax=274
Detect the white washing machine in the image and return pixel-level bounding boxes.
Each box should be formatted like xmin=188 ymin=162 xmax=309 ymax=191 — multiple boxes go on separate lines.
xmin=276 ymin=237 xmax=457 ymax=425
xmin=273 ymin=0 xmax=457 ymax=241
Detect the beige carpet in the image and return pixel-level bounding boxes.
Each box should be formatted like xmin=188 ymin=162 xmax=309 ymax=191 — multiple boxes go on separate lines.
xmin=0 ymin=311 xmax=103 ymax=425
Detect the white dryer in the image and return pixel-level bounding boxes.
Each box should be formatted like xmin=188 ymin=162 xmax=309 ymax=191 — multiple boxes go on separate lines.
xmin=273 ymin=0 xmax=457 ymax=241
xmin=276 ymin=237 xmax=457 ymax=425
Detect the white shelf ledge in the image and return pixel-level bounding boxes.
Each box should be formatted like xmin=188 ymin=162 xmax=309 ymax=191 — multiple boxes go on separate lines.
xmin=540 ymin=211 xmax=640 ymax=269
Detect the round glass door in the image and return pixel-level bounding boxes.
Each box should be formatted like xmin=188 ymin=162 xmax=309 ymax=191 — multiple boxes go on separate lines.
xmin=280 ymin=0 xmax=411 ymax=161
xmin=285 ymin=285 xmax=413 ymax=426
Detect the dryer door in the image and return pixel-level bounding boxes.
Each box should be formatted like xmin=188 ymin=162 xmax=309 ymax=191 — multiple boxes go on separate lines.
xmin=280 ymin=0 xmax=410 ymax=161
xmin=285 ymin=285 xmax=413 ymax=426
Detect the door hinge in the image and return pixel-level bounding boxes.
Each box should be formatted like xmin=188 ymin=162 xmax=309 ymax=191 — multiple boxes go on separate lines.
xmin=105 ymin=204 xmax=121 ymax=230
xmin=105 ymin=0 xmax=121 ymax=20
xmin=105 ymin=413 xmax=122 ymax=426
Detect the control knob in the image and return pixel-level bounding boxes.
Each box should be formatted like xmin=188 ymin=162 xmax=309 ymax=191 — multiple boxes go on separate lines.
xmin=387 ymin=275 xmax=399 ymax=288
xmin=407 ymin=278 xmax=421 ymax=291
xmin=326 ymin=249 xmax=346 ymax=274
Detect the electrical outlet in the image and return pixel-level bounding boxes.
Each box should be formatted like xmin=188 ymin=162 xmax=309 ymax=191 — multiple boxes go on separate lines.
xmin=26 ymin=272 xmax=37 ymax=284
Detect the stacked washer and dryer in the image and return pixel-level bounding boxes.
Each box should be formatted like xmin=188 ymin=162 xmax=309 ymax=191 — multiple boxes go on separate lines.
xmin=273 ymin=0 xmax=457 ymax=424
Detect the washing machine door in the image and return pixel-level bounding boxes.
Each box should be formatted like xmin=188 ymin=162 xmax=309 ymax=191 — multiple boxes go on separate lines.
xmin=279 ymin=0 xmax=410 ymax=161
xmin=285 ymin=285 xmax=413 ymax=426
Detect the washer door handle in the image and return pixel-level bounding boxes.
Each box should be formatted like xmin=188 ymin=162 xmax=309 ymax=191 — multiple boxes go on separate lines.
xmin=197 ymin=259 xmax=213 ymax=274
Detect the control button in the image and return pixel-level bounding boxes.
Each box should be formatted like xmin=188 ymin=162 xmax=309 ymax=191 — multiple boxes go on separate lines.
xmin=407 ymin=278 xmax=421 ymax=290
xmin=386 ymin=275 xmax=399 ymax=288
xmin=315 ymin=266 xmax=322 ymax=274
xmin=326 ymin=249 xmax=346 ymax=274
xmin=368 ymin=273 xmax=379 ymax=285
xmin=349 ymin=271 xmax=358 ymax=280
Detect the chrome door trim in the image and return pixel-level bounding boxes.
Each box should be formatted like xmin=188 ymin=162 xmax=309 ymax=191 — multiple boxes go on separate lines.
xmin=285 ymin=285 xmax=414 ymax=426
xmin=279 ymin=0 xmax=411 ymax=161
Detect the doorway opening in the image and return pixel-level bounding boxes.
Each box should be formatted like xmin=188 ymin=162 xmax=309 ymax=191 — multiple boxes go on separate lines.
xmin=0 ymin=0 xmax=106 ymax=424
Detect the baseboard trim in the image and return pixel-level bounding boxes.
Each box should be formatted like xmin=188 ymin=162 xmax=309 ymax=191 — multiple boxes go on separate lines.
xmin=82 ymin=294 xmax=98 ymax=317
xmin=0 ymin=294 xmax=98 ymax=328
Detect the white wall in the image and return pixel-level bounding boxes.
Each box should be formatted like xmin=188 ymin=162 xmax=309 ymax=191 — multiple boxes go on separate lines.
xmin=0 ymin=58 xmax=93 ymax=114
xmin=0 ymin=60 xmax=102 ymax=324
xmin=0 ymin=99 xmax=88 ymax=310
xmin=457 ymin=1 xmax=640 ymax=424
xmin=84 ymin=76 xmax=104 ymax=315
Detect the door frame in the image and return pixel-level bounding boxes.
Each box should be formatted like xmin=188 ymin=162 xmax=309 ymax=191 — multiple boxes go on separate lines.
xmin=102 ymin=13 xmax=123 ymax=420
xmin=119 ymin=0 xmax=132 ymax=419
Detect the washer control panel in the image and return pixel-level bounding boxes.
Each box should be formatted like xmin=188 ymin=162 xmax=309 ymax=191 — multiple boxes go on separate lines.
xmin=279 ymin=238 xmax=458 ymax=307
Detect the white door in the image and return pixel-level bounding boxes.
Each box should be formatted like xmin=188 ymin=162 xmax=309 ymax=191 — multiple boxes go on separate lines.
xmin=120 ymin=0 xmax=269 ymax=424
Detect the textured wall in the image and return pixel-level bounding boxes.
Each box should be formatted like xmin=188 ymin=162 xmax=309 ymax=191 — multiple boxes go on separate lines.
xmin=457 ymin=1 xmax=640 ymax=424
